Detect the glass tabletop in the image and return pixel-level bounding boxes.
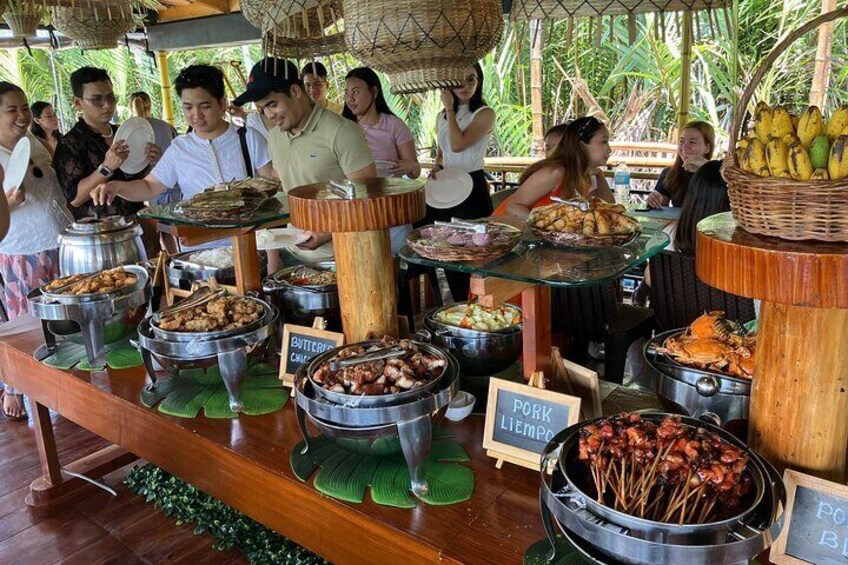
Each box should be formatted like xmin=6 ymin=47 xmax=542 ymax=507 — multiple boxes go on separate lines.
xmin=400 ymin=217 xmax=670 ymax=288
xmin=139 ymin=193 xmax=290 ymax=229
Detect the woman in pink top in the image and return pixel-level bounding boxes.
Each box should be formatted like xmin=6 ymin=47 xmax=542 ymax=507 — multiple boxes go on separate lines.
xmin=344 ymin=67 xmax=420 ymax=254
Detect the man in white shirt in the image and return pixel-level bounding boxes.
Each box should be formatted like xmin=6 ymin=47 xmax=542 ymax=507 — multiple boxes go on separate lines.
xmin=91 ymin=65 xmax=273 ymax=208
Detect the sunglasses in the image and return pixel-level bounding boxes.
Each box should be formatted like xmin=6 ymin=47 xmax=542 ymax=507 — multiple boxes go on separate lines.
xmin=82 ymin=94 xmax=118 ymax=108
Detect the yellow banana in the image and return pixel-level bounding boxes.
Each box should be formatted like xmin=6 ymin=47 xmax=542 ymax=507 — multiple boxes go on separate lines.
xmin=828 ymin=135 xmax=848 ymax=180
xmin=811 ymin=168 xmax=830 ymax=180
xmin=754 ymin=101 xmax=772 ymax=144
xmin=827 ymin=106 xmax=848 ymax=141
xmin=782 ymin=133 xmax=800 ymax=146
xmin=791 ymin=114 xmax=800 ymax=132
xmin=736 ymin=137 xmax=751 ymax=169
xmin=766 ymin=138 xmax=791 ymax=178
xmin=745 ymin=139 xmax=770 ymax=177
xmin=770 ymin=106 xmax=794 ymax=139
xmin=798 ymin=106 xmax=825 ymax=147
xmin=788 ymin=143 xmax=813 ymax=181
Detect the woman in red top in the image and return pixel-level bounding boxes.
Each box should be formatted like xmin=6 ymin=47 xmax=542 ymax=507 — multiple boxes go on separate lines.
xmin=495 ymin=116 xmax=613 ymax=216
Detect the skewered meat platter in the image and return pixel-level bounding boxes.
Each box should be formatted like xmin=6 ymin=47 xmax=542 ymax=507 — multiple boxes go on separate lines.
xmin=176 ymin=179 xmax=281 ymax=222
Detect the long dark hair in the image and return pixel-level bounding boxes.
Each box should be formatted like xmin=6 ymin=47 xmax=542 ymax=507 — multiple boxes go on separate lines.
xmin=674 ymin=160 xmax=729 ymax=256
xmin=518 ymin=116 xmax=606 ymax=198
xmin=664 ymin=120 xmax=715 ymax=204
xmin=447 ymin=62 xmax=486 ymax=114
xmin=342 ymin=67 xmax=395 ymax=122
xmin=30 ymin=101 xmax=61 ymax=141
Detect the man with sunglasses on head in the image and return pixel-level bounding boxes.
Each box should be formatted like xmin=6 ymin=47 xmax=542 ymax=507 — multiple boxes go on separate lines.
xmin=53 ymin=66 xmax=162 ymax=220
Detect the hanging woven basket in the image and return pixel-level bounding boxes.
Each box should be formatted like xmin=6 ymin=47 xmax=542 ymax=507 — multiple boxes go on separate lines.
xmin=50 ymin=5 xmax=137 ymax=50
xmin=264 ymin=2 xmax=344 ymax=59
xmin=2 ymin=1 xmax=44 ymax=39
xmin=240 ymin=0 xmax=322 ymax=33
xmin=344 ymin=0 xmax=504 ymax=94
xmin=509 ymin=0 xmax=729 ymax=20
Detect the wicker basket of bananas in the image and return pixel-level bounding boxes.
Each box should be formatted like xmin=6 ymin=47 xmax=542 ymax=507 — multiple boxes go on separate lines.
xmin=528 ymin=197 xmax=640 ymax=248
xmin=723 ymin=6 xmax=848 ymax=242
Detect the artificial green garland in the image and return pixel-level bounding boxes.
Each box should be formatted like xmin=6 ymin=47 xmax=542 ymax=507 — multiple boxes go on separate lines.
xmin=125 ymin=464 xmax=327 ymax=564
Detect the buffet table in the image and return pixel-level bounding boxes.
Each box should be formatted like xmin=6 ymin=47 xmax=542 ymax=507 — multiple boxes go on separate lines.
xmin=401 ymin=216 xmax=670 ymax=379
xmin=0 ymin=321 xmax=543 ymax=565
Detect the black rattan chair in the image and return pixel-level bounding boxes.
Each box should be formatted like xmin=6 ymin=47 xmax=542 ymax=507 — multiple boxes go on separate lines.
xmin=648 ymin=250 xmax=755 ymax=331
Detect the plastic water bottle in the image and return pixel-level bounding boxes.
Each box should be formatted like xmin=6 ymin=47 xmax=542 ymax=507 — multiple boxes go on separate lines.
xmin=613 ymin=162 xmax=631 ymax=205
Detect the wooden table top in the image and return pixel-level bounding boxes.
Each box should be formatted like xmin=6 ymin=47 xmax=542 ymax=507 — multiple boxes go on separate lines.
xmin=696 ymin=212 xmax=848 ymax=308
xmin=0 ymin=322 xmax=544 ymax=565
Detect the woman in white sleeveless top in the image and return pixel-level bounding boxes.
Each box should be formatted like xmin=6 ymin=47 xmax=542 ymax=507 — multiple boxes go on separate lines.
xmin=426 ymin=63 xmax=495 ymax=300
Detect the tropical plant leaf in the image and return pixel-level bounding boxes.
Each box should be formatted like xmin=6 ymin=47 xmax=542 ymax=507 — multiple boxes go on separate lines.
xmin=42 ymin=341 xmax=88 ymax=370
xmin=157 ymin=383 xmax=213 ymax=419
xmin=41 ymin=337 xmax=142 ymax=371
xmin=370 ymin=458 xmax=417 ymax=508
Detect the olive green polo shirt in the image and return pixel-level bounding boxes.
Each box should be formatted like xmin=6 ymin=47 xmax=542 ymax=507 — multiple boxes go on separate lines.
xmin=268 ymin=103 xmax=374 ymax=192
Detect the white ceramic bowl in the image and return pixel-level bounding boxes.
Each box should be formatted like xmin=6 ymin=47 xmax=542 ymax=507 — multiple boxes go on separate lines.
xmin=445 ymin=391 xmax=476 ymax=421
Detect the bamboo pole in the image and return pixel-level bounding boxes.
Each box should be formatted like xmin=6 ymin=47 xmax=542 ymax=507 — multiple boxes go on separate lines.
xmin=678 ymin=11 xmax=693 ymax=133
xmin=810 ymin=0 xmax=837 ymax=109
xmin=157 ymin=51 xmax=175 ymax=126
xmin=530 ymin=19 xmax=544 ymax=156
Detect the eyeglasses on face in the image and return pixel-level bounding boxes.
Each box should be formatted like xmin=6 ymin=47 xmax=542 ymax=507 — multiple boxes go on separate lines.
xmin=82 ymin=94 xmax=117 ymax=108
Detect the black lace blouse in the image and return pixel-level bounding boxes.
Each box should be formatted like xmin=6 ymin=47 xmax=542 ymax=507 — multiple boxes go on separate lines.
xmin=53 ymin=119 xmax=146 ymax=220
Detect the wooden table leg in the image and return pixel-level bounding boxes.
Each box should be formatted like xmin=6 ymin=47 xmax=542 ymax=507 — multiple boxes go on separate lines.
xmin=333 ymin=230 xmax=398 ymax=342
xmin=520 ymin=285 xmax=552 ymax=381
xmin=748 ymin=302 xmax=848 ymax=482
xmin=232 ymin=232 xmax=261 ymax=294
xmin=32 ymin=402 xmax=63 ymax=486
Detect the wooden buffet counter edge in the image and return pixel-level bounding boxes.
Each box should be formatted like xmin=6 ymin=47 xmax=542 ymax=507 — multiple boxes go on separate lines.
xmin=0 ymin=325 xmax=544 ymax=565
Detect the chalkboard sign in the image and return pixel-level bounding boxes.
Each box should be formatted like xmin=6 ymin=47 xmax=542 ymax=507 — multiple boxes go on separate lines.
xmin=772 ymin=470 xmax=848 ymax=565
xmin=279 ymin=324 xmax=344 ymax=386
xmin=482 ymin=378 xmax=580 ymax=471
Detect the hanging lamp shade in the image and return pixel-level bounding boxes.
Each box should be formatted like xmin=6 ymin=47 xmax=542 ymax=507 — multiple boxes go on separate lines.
xmin=510 ymin=0 xmax=729 ymax=19
xmin=2 ymin=0 xmax=44 ymax=39
xmin=240 ymin=0 xmax=322 ymax=33
xmin=50 ymin=4 xmax=137 ymax=50
xmin=264 ymin=2 xmax=344 ymax=59
xmin=344 ymin=0 xmax=504 ymax=94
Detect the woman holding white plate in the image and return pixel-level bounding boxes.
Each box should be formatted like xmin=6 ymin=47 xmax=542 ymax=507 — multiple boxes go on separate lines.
xmin=0 ymin=82 xmax=70 ymax=420
xmin=343 ymin=67 xmax=420 ymax=255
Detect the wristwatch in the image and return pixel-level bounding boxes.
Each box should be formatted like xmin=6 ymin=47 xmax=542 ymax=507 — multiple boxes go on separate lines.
xmin=98 ymin=164 xmax=113 ymax=179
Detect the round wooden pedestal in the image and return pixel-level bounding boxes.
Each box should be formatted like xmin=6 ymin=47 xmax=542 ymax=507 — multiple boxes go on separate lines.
xmin=288 ymin=179 xmax=426 ymax=342
xmin=697 ymin=213 xmax=848 ymax=481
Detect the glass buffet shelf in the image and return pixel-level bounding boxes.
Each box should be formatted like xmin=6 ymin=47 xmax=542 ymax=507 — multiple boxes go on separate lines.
xmin=400 ymin=217 xmax=670 ymax=288
xmin=139 ymin=193 xmax=290 ymax=229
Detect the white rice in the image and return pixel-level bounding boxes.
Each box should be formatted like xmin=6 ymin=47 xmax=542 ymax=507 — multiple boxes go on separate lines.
xmin=187 ymin=246 xmax=234 ymax=269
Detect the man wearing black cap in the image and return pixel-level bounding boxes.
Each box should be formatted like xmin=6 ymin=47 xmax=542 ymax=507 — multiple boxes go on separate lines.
xmin=234 ymin=57 xmax=375 ymax=254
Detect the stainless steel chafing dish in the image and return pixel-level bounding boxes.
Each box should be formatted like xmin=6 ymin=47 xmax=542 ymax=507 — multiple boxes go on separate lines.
xmin=29 ymin=264 xmax=151 ymax=367
xmin=166 ymin=249 xmax=268 ymax=290
xmin=294 ymin=339 xmax=459 ymax=496
xmin=136 ymin=296 xmax=277 ymax=413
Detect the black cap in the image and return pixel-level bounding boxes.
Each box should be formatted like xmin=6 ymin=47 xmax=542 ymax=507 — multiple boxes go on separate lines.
xmin=233 ymin=57 xmax=300 ymax=107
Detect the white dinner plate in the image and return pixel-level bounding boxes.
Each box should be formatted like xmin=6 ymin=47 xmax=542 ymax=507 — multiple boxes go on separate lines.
xmin=424 ymin=168 xmax=473 ymax=209
xmin=114 ymin=117 xmax=155 ymax=175
xmin=255 ymin=227 xmax=312 ymax=251
xmin=3 ymin=136 xmax=30 ymax=191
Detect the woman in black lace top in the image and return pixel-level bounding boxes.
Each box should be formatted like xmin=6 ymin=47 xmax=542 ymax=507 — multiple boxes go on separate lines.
xmin=53 ymin=67 xmax=160 ymax=220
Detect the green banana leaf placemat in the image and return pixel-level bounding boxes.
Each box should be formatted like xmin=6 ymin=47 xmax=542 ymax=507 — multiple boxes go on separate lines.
xmin=140 ymin=361 xmax=288 ymax=419
xmin=291 ymin=427 xmax=474 ymax=508
xmin=41 ymin=336 xmax=143 ymax=372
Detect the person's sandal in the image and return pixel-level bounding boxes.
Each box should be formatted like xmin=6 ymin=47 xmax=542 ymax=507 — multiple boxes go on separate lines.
xmin=1 ymin=390 xmax=27 ymax=421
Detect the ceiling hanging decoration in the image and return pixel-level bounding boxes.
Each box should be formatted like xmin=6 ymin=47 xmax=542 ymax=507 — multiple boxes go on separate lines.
xmin=343 ymin=0 xmax=504 ymax=94
xmin=264 ymin=2 xmax=345 ymax=59
xmin=50 ymin=3 xmax=140 ymax=50
xmin=2 ymin=0 xmax=45 ymax=39
xmin=509 ymin=0 xmax=730 ymax=20
xmin=239 ymin=0 xmax=322 ymax=34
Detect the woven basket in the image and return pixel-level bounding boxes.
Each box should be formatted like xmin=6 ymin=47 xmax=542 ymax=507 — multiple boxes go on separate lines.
xmin=264 ymin=2 xmax=344 ymax=59
xmin=344 ymin=0 xmax=504 ymax=94
xmin=723 ymin=5 xmax=848 ymax=242
xmin=240 ymin=0 xmax=321 ymax=32
xmin=509 ymin=0 xmax=728 ymax=20
xmin=51 ymin=5 xmax=136 ymax=50
xmin=3 ymin=1 xmax=43 ymax=38
xmin=406 ymin=223 xmax=521 ymax=262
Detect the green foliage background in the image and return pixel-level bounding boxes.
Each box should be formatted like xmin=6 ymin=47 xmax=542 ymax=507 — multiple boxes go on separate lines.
xmin=1 ymin=0 xmax=845 ymax=157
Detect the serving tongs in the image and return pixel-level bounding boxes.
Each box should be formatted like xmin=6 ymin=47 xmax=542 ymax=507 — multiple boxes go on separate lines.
xmin=550 ymin=196 xmax=590 ymax=212
xmin=43 ymin=270 xmax=102 ymax=296
xmin=327 ymin=345 xmax=406 ymax=372
xmin=329 ymin=179 xmax=358 ymax=199
xmin=155 ymin=285 xmax=226 ymax=319
xmin=433 ymin=218 xmax=489 ymax=233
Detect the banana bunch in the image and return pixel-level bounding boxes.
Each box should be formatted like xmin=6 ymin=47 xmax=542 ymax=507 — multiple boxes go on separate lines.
xmin=738 ymin=102 xmax=848 ymax=180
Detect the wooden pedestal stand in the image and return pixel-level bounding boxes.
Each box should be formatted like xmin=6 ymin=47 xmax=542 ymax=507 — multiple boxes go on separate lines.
xmin=288 ymin=179 xmax=425 ymax=342
xmin=697 ymin=213 xmax=848 ymax=481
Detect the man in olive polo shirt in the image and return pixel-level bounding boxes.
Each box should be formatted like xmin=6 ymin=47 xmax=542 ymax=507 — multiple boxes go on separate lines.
xmin=234 ymin=58 xmax=375 ymax=253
